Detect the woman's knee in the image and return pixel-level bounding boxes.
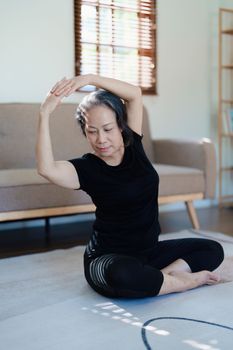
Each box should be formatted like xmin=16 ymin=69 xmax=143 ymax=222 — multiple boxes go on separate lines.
xmin=199 ymin=239 xmax=224 ymax=270
xmin=106 ymin=256 xmax=163 ymax=297
xmin=85 ymin=254 xmax=163 ymax=298
xmin=106 ymin=256 xmax=139 ymax=288
xmin=207 ymin=239 xmax=224 ymax=261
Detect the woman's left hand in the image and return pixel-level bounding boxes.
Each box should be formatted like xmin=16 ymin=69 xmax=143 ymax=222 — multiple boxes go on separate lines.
xmin=52 ymin=75 xmax=91 ymax=97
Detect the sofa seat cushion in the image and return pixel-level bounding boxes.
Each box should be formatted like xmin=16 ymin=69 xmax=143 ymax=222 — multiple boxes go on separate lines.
xmin=0 ymin=183 xmax=93 ymax=212
xmin=154 ymin=164 xmax=205 ymax=197
xmin=0 ymin=165 xmax=204 ymax=212
xmin=0 ymin=169 xmax=92 ymax=212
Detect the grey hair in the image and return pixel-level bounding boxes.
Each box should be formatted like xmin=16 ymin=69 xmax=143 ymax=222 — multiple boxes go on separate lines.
xmin=75 ymin=89 xmax=133 ymax=146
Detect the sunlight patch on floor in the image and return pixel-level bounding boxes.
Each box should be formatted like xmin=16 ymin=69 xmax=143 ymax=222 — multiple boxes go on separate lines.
xmin=183 ymin=339 xmax=219 ymax=350
xmin=81 ymin=302 xmax=170 ymax=336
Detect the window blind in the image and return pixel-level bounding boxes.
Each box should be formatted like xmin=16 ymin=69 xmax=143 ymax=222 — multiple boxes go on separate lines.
xmin=74 ymin=0 xmax=156 ymax=94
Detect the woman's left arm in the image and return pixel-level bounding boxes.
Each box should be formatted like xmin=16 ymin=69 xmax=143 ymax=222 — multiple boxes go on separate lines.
xmin=54 ymin=74 xmax=143 ymax=135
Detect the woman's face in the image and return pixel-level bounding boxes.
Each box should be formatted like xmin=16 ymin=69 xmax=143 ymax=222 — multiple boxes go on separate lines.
xmin=84 ymin=105 xmax=124 ymax=160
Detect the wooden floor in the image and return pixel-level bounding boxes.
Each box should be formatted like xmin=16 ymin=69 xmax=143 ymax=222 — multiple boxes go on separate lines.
xmin=0 ymin=206 xmax=232 ymax=259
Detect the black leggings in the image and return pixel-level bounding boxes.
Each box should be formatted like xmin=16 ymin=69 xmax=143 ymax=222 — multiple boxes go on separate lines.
xmin=84 ymin=238 xmax=224 ymax=299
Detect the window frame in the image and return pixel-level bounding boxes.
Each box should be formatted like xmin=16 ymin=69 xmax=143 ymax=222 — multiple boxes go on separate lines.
xmin=74 ymin=0 xmax=157 ymax=95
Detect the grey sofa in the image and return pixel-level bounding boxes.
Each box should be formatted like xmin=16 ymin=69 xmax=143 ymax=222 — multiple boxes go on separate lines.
xmin=0 ymin=103 xmax=216 ymax=231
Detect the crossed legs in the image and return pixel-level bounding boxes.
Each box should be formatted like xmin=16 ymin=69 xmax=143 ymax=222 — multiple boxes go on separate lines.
xmin=159 ymin=255 xmax=233 ymax=295
xmin=152 ymin=238 xmax=225 ymax=295
xmin=84 ymin=238 xmax=225 ymax=298
xmin=158 ymin=258 xmax=220 ymax=296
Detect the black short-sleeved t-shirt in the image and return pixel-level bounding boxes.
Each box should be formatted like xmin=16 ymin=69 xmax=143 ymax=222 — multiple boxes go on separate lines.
xmin=68 ymin=130 xmax=160 ymax=257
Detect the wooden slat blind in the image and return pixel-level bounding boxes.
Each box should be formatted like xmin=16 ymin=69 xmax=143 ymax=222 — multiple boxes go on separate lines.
xmin=74 ymin=0 xmax=157 ymax=94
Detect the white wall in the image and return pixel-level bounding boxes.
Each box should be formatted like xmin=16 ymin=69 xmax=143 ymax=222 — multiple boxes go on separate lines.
xmin=0 ymin=0 xmax=232 ymax=229
xmin=0 ymin=0 xmax=75 ymax=102
xmin=148 ymin=0 xmax=211 ymax=140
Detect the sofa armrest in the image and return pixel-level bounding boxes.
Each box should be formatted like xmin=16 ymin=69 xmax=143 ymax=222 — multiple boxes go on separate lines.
xmin=152 ymin=138 xmax=217 ymax=198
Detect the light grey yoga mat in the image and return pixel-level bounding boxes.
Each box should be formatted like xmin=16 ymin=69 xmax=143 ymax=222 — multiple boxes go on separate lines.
xmin=0 ymin=230 xmax=233 ymax=350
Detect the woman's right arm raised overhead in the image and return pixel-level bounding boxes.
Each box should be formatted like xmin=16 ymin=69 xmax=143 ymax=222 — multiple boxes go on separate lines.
xmin=35 ymin=77 xmax=86 ymax=190
xmin=36 ymin=74 xmax=142 ymax=188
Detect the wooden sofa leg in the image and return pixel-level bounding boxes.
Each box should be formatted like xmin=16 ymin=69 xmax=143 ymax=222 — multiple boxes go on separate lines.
xmin=185 ymin=201 xmax=200 ymax=230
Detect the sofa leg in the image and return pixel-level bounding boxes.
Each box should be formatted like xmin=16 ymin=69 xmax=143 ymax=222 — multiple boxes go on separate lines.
xmin=45 ymin=217 xmax=51 ymax=245
xmin=185 ymin=201 xmax=200 ymax=230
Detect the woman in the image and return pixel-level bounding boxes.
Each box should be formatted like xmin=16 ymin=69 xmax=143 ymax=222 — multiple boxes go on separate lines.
xmin=36 ymin=74 xmax=228 ymax=298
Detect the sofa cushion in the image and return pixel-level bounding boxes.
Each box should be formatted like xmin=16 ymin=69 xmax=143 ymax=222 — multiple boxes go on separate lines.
xmin=0 ymin=184 xmax=93 ymax=212
xmin=0 ymin=164 xmax=205 ymax=212
xmin=154 ymin=164 xmax=205 ymax=197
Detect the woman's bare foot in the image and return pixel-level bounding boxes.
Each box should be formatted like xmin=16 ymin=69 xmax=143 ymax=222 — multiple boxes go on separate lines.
xmin=170 ymin=270 xmax=220 ymax=288
xmin=213 ymin=256 xmax=233 ymax=283
xmin=158 ymin=270 xmax=220 ymax=296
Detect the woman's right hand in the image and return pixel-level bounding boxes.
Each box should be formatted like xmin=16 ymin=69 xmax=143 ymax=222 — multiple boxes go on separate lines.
xmin=40 ymin=77 xmax=72 ymax=116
